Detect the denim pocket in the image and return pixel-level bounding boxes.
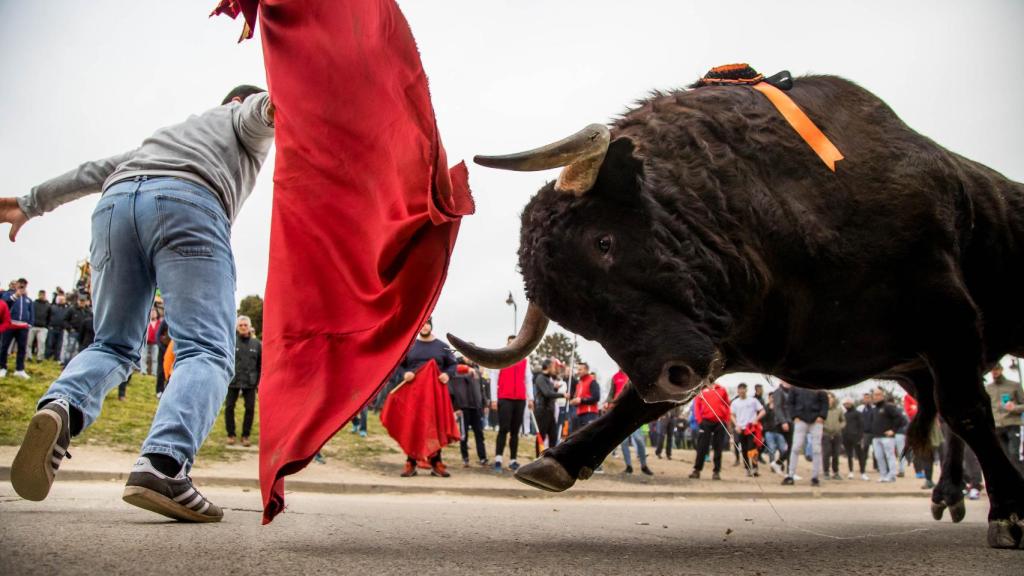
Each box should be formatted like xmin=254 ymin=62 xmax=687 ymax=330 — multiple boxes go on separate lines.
xmin=155 ymin=194 xmax=227 ymax=260
xmin=89 ymin=204 xmax=115 ymax=270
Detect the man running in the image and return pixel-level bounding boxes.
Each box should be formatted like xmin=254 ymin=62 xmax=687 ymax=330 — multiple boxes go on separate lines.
xmin=2 ymin=85 xmax=274 ymax=522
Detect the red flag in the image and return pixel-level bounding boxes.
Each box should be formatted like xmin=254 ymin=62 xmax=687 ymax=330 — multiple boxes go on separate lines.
xmin=214 ymin=0 xmax=473 ymax=523
xmin=380 ymin=360 xmax=460 ymax=465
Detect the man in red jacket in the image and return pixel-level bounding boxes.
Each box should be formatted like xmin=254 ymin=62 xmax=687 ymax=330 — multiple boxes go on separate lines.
xmin=689 ymin=382 xmax=732 ymax=480
xmin=489 ymin=336 xmax=534 ymax=473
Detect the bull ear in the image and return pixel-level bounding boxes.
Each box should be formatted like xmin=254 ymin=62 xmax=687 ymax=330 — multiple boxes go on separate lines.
xmin=595 ymin=137 xmax=643 ymax=199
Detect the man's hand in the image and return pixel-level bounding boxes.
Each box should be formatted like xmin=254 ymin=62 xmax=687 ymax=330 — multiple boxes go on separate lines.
xmin=569 ymin=398 xmax=581 ymax=406
xmin=490 ymin=401 xmax=498 ymax=411
xmin=735 ymin=426 xmax=743 ymax=435
xmin=403 ymin=371 xmax=415 ymax=382
xmin=528 ymin=400 xmax=534 ymax=411
xmin=1005 ymin=401 xmax=1017 ymax=412
xmin=439 ymin=373 xmax=449 ymax=384
xmin=1 ymin=198 xmax=29 ymax=242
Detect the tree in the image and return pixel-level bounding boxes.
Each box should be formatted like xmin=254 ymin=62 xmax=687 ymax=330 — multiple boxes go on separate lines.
xmin=531 ymin=332 xmax=583 ymax=367
xmin=238 ymin=294 xmax=264 ymax=336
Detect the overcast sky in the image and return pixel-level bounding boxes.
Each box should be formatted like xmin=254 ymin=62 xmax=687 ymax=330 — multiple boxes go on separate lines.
xmin=2 ymin=0 xmax=1021 ymax=391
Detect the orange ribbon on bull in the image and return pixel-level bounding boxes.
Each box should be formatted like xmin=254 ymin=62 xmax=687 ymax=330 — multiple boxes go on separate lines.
xmin=752 ymin=82 xmax=844 ymax=172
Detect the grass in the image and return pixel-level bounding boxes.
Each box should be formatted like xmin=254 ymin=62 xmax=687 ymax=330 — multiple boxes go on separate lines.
xmin=0 ymin=359 xmax=398 ymax=463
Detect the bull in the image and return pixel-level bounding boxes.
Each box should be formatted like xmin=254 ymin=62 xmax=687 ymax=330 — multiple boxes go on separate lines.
xmin=449 ymin=73 xmax=1024 ymax=549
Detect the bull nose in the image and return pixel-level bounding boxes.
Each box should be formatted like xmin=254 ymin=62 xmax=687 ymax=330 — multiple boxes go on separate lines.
xmin=639 ymin=362 xmax=696 ymax=404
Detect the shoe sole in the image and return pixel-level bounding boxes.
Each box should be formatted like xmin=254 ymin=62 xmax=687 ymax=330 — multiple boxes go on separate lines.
xmin=122 ymin=486 xmax=222 ymax=523
xmin=11 ymin=409 xmax=61 ymax=501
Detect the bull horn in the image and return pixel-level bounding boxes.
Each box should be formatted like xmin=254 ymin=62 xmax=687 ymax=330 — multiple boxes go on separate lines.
xmin=474 ymin=123 xmax=610 ymax=196
xmin=447 ymin=302 xmax=549 ymax=369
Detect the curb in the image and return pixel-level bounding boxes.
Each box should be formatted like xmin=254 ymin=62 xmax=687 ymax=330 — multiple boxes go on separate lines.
xmin=0 ymin=466 xmax=930 ymax=500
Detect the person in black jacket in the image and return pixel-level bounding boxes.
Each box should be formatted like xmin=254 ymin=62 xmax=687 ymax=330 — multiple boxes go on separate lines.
xmin=841 ymin=398 xmax=868 ymax=479
xmin=76 ymin=299 xmax=95 ymax=350
xmin=450 ymin=356 xmax=488 ymax=466
xmin=869 ymin=388 xmax=902 ymax=482
xmin=225 ymin=316 xmax=261 ymax=447
xmin=764 ymin=383 xmax=792 ymax=474
xmin=29 ymin=290 xmax=50 ymax=362
xmin=782 ymin=385 xmax=828 ymax=486
xmin=44 ymin=294 xmax=70 ymax=361
xmin=533 ymin=357 xmax=568 ymax=453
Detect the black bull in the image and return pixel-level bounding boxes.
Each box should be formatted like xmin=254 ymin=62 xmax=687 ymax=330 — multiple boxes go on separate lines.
xmin=450 ymin=75 xmax=1024 ymax=548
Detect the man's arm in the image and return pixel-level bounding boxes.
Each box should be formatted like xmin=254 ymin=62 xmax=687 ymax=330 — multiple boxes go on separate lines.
xmin=581 ymin=380 xmax=601 ymax=405
xmin=12 ymin=150 xmax=136 ymax=226
xmin=233 ymin=92 xmax=275 ymax=159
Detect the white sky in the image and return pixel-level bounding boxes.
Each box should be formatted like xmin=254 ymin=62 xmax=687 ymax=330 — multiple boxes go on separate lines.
xmin=1 ymin=0 xmax=1022 ymax=392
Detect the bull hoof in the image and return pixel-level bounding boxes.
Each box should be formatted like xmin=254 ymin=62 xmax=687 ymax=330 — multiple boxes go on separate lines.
xmin=987 ymin=516 xmax=1022 ymax=549
xmin=949 ymin=500 xmax=967 ymax=524
xmin=578 ymin=466 xmax=594 ymax=480
xmin=931 ymin=501 xmax=947 ymax=521
xmin=514 ymin=456 xmax=576 ymax=492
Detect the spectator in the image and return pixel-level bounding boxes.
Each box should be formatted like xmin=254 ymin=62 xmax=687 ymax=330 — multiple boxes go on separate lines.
xmin=841 ymin=397 xmax=868 ymax=480
xmin=607 ymin=369 xmax=652 ymax=476
xmin=451 ymin=355 xmax=488 ymax=466
xmin=654 ymin=408 xmax=678 ymax=460
xmin=76 ymin=299 xmax=95 ymax=350
xmin=60 ymin=294 xmax=86 ymax=365
xmin=489 ymin=336 xmax=534 ymax=473
xmin=0 ymin=298 xmax=14 ymax=336
xmin=859 ymin=392 xmax=878 ymax=472
xmin=533 ymin=358 xmax=566 ymax=454
xmin=689 ymin=381 xmax=731 ymax=480
xmin=894 ymin=405 xmax=910 ymax=478
xmin=225 ymin=315 xmax=261 ymax=447
xmin=764 ymin=382 xmax=792 ymax=474
xmin=1 ymin=278 xmax=33 ymax=379
xmin=44 ymin=294 xmax=69 ymax=361
xmin=782 ymin=384 xmax=828 ymax=486
xmin=987 ymin=364 xmax=1024 ymax=474
xmin=869 ymin=387 xmax=902 ymax=483
xmin=140 ymin=308 xmax=161 ymax=376
xmin=393 ymin=318 xmax=458 ymax=477
xmin=29 ymin=289 xmax=50 ymax=362
xmin=730 ymin=383 xmax=765 ymax=476
xmin=821 ymin=392 xmax=845 ymax=480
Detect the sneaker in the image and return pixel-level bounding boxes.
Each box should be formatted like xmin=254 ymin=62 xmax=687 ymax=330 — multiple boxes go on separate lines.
xmin=751 ymin=468 xmax=760 ymax=478
xmin=793 ymin=474 xmax=803 ymax=481
xmin=897 ymin=471 xmax=905 ymax=478
xmin=832 ymin=473 xmax=842 ymax=481
xmin=226 ymin=436 xmax=236 ymax=446
xmin=493 ymin=461 xmax=503 ymax=474
xmin=688 ymin=470 xmax=700 ymax=479
xmin=121 ymin=457 xmax=222 ymax=522
xmin=922 ymin=480 xmax=935 ymax=489
xmin=915 ymin=471 xmax=925 ymax=479
xmin=11 ymin=399 xmax=72 ymax=501
xmin=240 ymin=437 xmax=251 ymax=447
xmin=641 ymin=465 xmax=654 ymax=476
xmin=509 ymin=461 xmax=521 ymax=472
xmin=811 ymin=478 xmax=820 ymax=487
xmin=462 ymin=459 xmax=471 ymax=468
xmin=430 ymin=461 xmax=450 ymax=478
xmin=781 ymin=476 xmax=795 ymax=486
xmin=968 ymin=488 xmax=981 ymax=500
xmin=478 ymin=458 xmax=488 ymax=466
xmin=401 ymin=461 xmax=417 ymax=477
xmin=847 ymin=472 xmax=854 ymax=479
xmin=358 ymin=430 xmax=367 ymax=438
xmin=712 ymin=471 xmax=722 ymax=481
xmin=313 ymin=453 xmax=327 ymax=465
xmin=0 ymin=368 xmax=6 ymax=378
xmin=861 ymin=473 xmax=870 ymax=481
xmin=769 ymin=461 xmax=782 ymax=475
xmin=624 ymin=465 xmax=634 ymax=475
xmin=14 ymin=370 xmax=30 ymax=379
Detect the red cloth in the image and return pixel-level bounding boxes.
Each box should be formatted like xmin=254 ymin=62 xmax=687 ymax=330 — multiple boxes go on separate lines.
xmin=214 ymin=0 xmax=473 ymax=523
xmin=0 ymin=299 xmax=11 ymax=334
xmin=381 ymin=359 xmax=460 ymax=465
xmin=610 ymin=370 xmax=629 ymax=400
xmin=694 ymin=385 xmax=731 ymax=424
xmin=904 ymin=395 xmax=919 ymax=420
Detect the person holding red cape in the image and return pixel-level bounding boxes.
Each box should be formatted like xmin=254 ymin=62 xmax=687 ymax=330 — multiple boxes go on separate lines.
xmin=381 ymin=318 xmax=460 ymax=477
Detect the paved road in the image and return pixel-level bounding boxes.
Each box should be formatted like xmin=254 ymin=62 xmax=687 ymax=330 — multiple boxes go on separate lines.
xmin=2 ymin=482 xmax=1022 ymax=575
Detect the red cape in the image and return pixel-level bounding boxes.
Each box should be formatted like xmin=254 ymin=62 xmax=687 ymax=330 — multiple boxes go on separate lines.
xmin=380 ymin=360 xmax=460 ymax=465
xmin=213 ymin=0 xmax=473 ymax=523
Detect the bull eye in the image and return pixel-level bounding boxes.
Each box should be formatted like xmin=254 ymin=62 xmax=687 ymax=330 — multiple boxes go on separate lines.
xmin=596 ymin=234 xmax=613 ymax=255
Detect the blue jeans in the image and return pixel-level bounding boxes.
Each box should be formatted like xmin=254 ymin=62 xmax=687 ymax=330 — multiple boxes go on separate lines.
xmin=764 ymin=430 xmax=789 ymax=463
xmin=872 ymin=436 xmax=898 ymax=481
xmin=620 ymin=427 xmax=647 ymax=468
xmin=40 ymin=177 xmax=236 ymax=469
xmin=1 ymin=327 xmax=29 ymax=371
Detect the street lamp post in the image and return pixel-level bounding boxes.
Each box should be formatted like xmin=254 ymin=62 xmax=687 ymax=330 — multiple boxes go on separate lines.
xmin=505 ymin=291 xmax=517 ymax=333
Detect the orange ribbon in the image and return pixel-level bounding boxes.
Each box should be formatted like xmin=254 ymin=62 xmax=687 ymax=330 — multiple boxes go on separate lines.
xmin=752 ymin=82 xmax=844 ymax=172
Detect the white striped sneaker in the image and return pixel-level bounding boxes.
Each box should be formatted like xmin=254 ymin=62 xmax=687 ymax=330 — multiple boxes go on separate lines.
xmin=11 ymin=399 xmax=73 ymax=501
xmin=122 ymin=457 xmax=223 ymax=522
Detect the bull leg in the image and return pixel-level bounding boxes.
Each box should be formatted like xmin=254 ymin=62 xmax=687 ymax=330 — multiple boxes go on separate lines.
xmin=924 ymin=291 xmax=1024 ymax=549
xmin=931 ymin=425 xmax=967 ymax=523
xmin=515 ymin=384 xmax=673 ymax=491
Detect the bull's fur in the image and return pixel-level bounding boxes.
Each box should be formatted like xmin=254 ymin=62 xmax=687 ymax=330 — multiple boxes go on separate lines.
xmin=514 ymin=75 xmax=1024 ymax=547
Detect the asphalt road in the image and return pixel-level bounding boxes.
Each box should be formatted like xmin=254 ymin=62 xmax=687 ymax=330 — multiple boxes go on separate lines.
xmin=2 ymin=481 xmax=1022 ymax=576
